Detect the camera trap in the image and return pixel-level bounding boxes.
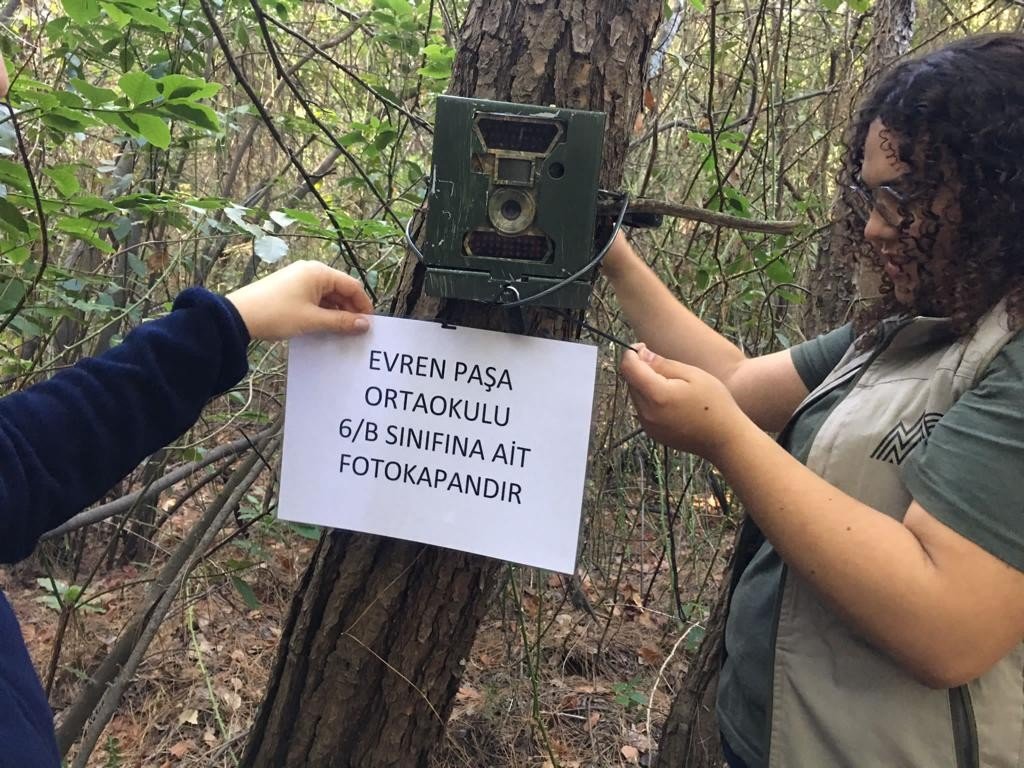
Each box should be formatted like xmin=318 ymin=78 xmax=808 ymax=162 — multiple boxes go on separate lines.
xmin=421 ymin=95 xmax=607 ymax=310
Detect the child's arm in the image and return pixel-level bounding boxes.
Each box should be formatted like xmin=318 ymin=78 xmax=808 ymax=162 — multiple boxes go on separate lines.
xmin=0 ymin=261 xmax=372 ymax=563
xmin=0 ymin=289 xmax=248 ymax=562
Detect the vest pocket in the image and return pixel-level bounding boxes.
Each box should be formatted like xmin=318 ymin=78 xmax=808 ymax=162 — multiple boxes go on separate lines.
xmin=949 ymin=685 xmax=979 ymax=768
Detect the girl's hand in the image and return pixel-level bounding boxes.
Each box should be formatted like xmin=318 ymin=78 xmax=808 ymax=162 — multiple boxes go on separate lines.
xmin=226 ymin=260 xmax=373 ymax=341
xmin=619 ymin=343 xmax=752 ymax=461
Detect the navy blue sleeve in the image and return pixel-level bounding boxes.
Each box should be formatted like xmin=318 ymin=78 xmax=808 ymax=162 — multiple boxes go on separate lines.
xmin=0 ymin=288 xmax=250 ymax=563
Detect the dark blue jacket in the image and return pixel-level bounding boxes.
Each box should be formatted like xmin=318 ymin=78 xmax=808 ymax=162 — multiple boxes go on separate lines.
xmin=0 ymin=288 xmax=249 ymax=766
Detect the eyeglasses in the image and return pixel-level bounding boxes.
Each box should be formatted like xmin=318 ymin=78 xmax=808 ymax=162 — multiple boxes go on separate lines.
xmin=847 ymin=178 xmax=921 ymax=228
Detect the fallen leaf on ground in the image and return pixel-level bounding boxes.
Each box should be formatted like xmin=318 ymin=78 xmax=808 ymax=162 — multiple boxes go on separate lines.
xmin=169 ymin=739 xmax=194 ymax=759
xmin=177 ymin=709 xmax=199 ymax=726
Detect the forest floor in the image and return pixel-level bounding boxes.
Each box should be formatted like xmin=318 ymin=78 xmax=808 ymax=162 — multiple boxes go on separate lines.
xmin=2 ymin=469 xmax=732 ymax=768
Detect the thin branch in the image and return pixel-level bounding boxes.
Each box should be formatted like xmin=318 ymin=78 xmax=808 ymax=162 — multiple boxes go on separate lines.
xmin=629 ymin=87 xmax=838 ymax=151
xmin=262 ymin=12 xmax=432 ymax=132
xmin=198 ymin=0 xmax=378 ymax=301
xmin=602 ymin=197 xmax=801 ymax=235
xmin=59 ymin=434 xmax=279 ymax=761
xmin=43 ymin=426 xmax=277 ymax=540
xmin=249 ymin=0 xmax=405 ymax=229
xmin=0 ymin=99 xmax=48 ymax=336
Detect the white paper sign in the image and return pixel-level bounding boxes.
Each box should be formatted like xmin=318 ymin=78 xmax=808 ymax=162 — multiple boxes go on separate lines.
xmin=278 ymin=315 xmax=598 ymax=573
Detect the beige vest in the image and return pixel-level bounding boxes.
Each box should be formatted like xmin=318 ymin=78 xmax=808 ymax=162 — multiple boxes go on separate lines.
xmin=767 ymin=306 xmax=1024 ymax=768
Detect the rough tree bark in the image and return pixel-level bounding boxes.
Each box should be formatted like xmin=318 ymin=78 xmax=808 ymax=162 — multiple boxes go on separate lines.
xmin=802 ymin=0 xmax=916 ymax=336
xmin=654 ymin=569 xmax=731 ymax=768
xmin=239 ymin=3 xmax=662 ymax=766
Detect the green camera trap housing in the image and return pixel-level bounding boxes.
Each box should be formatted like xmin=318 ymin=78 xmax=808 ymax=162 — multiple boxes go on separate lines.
xmin=422 ymin=95 xmax=607 ymax=309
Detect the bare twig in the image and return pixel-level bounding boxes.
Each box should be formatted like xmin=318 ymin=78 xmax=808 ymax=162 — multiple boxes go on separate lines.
xmin=261 ymin=12 xmax=432 ymax=132
xmin=0 ymin=98 xmax=48 ymax=336
xmin=197 ymin=0 xmax=377 ymax=301
xmin=59 ymin=434 xmax=279 ymax=763
xmin=250 ymin=0 xmax=405 ymax=229
xmin=43 ymin=425 xmax=277 ymax=540
xmin=602 ymin=197 xmax=800 ymax=235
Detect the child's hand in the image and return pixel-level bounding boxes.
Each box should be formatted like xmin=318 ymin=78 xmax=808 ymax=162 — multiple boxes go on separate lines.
xmin=1 ymin=54 xmax=9 ymax=99
xmin=226 ymin=261 xmax=373 ymax=341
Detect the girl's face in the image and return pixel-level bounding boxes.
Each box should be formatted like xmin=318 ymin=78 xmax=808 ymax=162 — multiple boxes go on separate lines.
xmin=857 ymin=118 xmax=959 ymax=309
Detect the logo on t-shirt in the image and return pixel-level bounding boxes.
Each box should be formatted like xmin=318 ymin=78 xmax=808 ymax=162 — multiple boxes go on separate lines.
xmin=870 ymin=412 xmax=943 ymax=465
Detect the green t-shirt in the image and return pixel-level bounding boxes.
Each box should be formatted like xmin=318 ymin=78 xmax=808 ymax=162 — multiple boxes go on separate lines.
xmin=717 ymin=323 xmax=1024 ymax=768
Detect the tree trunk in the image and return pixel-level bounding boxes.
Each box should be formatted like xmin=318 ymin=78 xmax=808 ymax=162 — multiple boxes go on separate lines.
xmin=653 ymin=573 xmax=730 ymax=768
xmin=240 ymin=3 xmax=662 ymax=766
xmin=802 ymin=0 xmax=916 ymax=337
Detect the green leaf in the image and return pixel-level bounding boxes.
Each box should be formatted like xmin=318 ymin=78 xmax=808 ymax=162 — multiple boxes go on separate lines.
xmin=761 ymin=258 xmax=795 ymax=284
xmin=119 ymin=70 xmax=159 ymax=106
xmin=126 ymin=252 xmax=148 ymax=277
xmin=95 ymin=110 xmax=139 ymax=135
xmin=5 ymin=246 xmax=31 ymax=265
xmin=100 ymin=1 xmax=133 ymax=27
xmin=111 ymin=3 xmax=172 ymax=31
xmin=281 ymin=208 xmax=322 ymax=228
xmin=72 ymin=195 xmax=120 ymax=215
xmin=186 ymin=196 xmax=233 ymax=210
xmin=0 ymin=159 xmax=31 ymax=193
xmin=56 ymin=216 xmax=114 ymax=252
xmin=373 ymin=127 xmax=399 ymax=150
xmin=61 ymin=0 xmax=101 ymax=24
xmin=53 ymin=91 xmax=87 ymax=110
xmin=44 ymin=165 xmax=81 ymax=197
xmin=158 ymin=74 xmax=219 ymax=101
xmin=0 ymin=279 xmax=27 ymax=313
xmin=34 ymin=595 xmax=62 ymax=612
xmin=685 ymin=624 xmax=706 ymax=652
xmin=115 ymin=192 xmax=173 ymax=210
xmin=70 ymin=78 xmax=119 ymax=106
xmin=374 ymin=0 xmax=413 ymax=15
xmin=0 ymin=198 xmax=29 ymax=234
xmin=132 ymin=111 xmax=171 ymax=148
xmin=339 ymin=129 xmax=364 ymax=147
xmin=417 ymin=43 xmax=454 ymax=79
xmin=234 ymin=19 xmax=251 ymax=47
xmin=40 ymin=108 xmax=93 ymax=133
xmin=115 ymin=0 xmax=160 ymax=9
xmin=286 ymin=522 xmax=322 ymax=541
xmin=9 ymin=313 xmax=45 ymax=338
xmin=163 ymin=101 xmax=220 ymax=132
xmin=231 ymin=576 xmax=262 ymax=610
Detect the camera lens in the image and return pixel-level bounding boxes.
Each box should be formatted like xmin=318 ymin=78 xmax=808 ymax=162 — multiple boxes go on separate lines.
xmin=501 ymin=199 xmax=523 ymax=221
xmin=488 ymin=188 xmax=535 ymax=235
